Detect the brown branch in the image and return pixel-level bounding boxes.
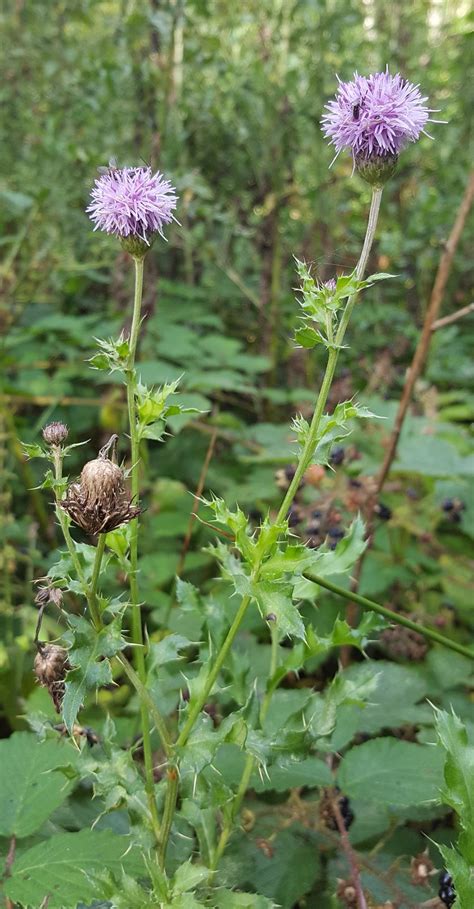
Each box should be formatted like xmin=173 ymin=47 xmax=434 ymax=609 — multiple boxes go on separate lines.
xmin=331 ymin=793 xmax=368 ymax=909
xmin=431 ymin=301 xmax=474 ymax=331
xmin=176 ymin=424 xmax=217 ymax=578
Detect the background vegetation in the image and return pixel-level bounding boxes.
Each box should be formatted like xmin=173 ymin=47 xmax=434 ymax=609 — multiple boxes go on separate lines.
xmin=0 ymin=1 xmax=473 ymax=907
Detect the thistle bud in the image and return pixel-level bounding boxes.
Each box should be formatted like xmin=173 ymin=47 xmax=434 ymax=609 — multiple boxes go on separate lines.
xmin=42 ymin=422 xmax=69 ymax=446
xmin=34 ymin=643 xmax=69 ymax=713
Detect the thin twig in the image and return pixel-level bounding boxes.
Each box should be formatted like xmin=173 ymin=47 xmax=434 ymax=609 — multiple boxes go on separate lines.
xmin=431 ymin=301 xmax=474 ymax=331
xmin=176 ymin=424 xmax=217 ymax=578
xmin=331 ymin=792 xmax=368 ymax=909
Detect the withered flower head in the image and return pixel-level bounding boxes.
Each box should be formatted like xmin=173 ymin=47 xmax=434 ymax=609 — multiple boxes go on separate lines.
xmin=62 ymin=434 xmax=140 ymax=535
xmin=42 ymin=422 xmax=69 ymax=446
xmin=34 ymin=643 xmax=69 ymax=713
xmin=35 ymin=583 xmax=63 ymax=609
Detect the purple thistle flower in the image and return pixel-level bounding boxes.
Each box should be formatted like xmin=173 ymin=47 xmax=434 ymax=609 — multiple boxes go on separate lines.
xmin=322 ymin=69 xmax=439 ymax=164
xmin=87 ymin=166 xmax=178 ymax=243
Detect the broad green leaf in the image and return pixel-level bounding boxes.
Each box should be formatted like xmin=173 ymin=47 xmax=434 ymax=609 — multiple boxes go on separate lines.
xmin=0 ymin=732 xmax=77 ymax=838
xmin=5 ymin=829 xmax=144 ymax=909
xmin=217 ymin=892 xmax=277 ymax=908
xmin=337 ymin=739 xmax=445 ymax=807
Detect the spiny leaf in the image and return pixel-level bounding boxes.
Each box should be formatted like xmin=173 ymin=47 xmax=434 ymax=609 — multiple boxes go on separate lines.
xmin=62 ymin=614 xmax=127 ymax=730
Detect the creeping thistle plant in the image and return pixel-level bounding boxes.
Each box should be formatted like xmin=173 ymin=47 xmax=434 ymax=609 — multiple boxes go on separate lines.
xmin=15 ymin=73 xmax=459 ymax=909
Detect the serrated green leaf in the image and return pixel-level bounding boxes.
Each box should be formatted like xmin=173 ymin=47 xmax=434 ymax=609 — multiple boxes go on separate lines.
xmin=62 ymin=615 xmax=127 ymax=730
xmin=0 ymin=732 xmax=77 ymax=838
xmin=173 ymin=860 xmax=209 ymax=894
xmin=5 ymin=830 xmax=144 ymax=909
xmin=338 ymin=739 xmax=445 ymax=807
xmin=252 ymin=579 xmax=305 ymax=640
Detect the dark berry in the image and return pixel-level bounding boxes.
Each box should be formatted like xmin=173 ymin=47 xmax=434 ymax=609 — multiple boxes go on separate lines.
xmin=312 ymin=509 xmax=322 ymax=519
xmin=339 ymin=796 xmax=354 ymax=829
xmin=284 ymin=465 xmax=296 ymax=481
xmin=330 ymin=445 xmax=345 ymax=466
xmin=349 ymin=478 xmax=362 ymax=488
xmin=375 ymin=502 xmax=392 ymax=520
xmin=439 ymin=870 xmax=456 ymax=908
xmin=442 ymin=499 xmax=455 ymax=512
xmin=328 ymin=526 xmax=345 ymax=539
xmin=287 ymin=507 xmax=300 ymax=527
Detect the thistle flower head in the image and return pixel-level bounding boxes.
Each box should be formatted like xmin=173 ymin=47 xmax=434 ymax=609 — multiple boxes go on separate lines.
xmin=322 ymin=69 xmax=438 ymax=169
xmin=87 ymin=165 xmax=178 ymax=247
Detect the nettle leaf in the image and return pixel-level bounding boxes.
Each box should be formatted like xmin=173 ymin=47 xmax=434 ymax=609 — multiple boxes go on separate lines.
xmin=0 ymin=732 xmax=78 ymax=838
xmin=337 ymin=739 xmax=445 ymax=808
xmin=252 ymin=579 xmax=305 ymax=640
xmin=435 ymin=708 xmax=474 ymax=864
xmin=62 ymin=614 xmax=127 ymax=730
xmin=4 ymin=829 xmax=144 ymax=909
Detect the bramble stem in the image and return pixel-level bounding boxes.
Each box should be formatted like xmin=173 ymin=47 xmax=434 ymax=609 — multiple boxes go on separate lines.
xmin=304 ymin=573 xmax=474 ymax=661
xmin=125 ymin=254 xmax=161 ymax=844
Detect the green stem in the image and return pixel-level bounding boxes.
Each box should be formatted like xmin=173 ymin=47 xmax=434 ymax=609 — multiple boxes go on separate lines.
xmin=125 ymin=254 xmax=161 ymax=844
xmin=117 ymin=655 xmax=173 ymax=757
xmin=304 ymin=573 xmax=474 ymax=661
xmin=158 ymin=769 xmax=179 ymax=869
xmin=276 ymin=186 xmax=382 ymax=523
xmin=158 ymin=592 xmax=254 ymax=866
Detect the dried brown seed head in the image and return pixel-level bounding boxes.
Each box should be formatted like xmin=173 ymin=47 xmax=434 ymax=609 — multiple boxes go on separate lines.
xmin=42 ymin=422 xmax=69 ymax=446
xmin=34 ymin=644 xmax=69 ymax=713
xmin=61 ymin=435 xmax=140 ymax=536
xmin=35 ymin=584 xmax=63 ymax=609
xmin=80 ymin=458 xmax=124 ymax=506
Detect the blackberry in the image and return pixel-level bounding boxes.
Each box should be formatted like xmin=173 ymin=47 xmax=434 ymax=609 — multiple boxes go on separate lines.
xmin=442 ymin=498 xmax=455 ymax=512
xmin=339 ymin=795 xmax=355 ymax=830
xmin=439 ymin=870 xmax=456 ymax=908
xmin=320 ymin=788 xmax=354 ymax=832
xmin=287 ymin=506 xmax=301 ymax=527
xmin=328 ymin=526 xmax=345 ymax=539
xmin=330 ymin=445 xmax=345 ymax=465
xmin=375 ymin=501 xmax=392 ymax=520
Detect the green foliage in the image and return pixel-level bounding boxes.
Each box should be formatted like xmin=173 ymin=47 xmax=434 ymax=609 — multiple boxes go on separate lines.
xmin=435 ymin=708 xmax=474 ymax=907
xmin=62 ymin=613 xmax=127 ymax=730
xmin=0 ymin=732 xmax=77 ymax=838
xmin=4 ymin=830 xmax=144 ymax=909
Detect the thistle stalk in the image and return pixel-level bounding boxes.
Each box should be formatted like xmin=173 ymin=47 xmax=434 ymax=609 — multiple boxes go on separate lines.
xmin=125 ymin=254 xmax=161 ymax=843
xmin=161 ymin=188 xmax=384 ymax=869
